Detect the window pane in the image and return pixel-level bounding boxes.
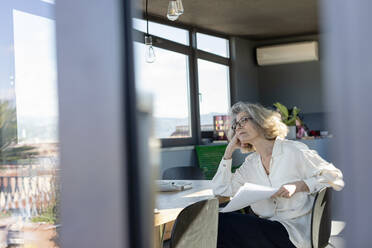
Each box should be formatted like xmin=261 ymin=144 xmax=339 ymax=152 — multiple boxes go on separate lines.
xmin=134 ymin=42 xmax=191 ymax=139
xmin=198 ymin=59 xmax=230 ymax=132
xmin=196 ymin=33 xmax=229 ymax=58
xmin=133 ymin=18 xmax=189 ymax=45
xmin=13 ymin=10 xmax=58 ymax=144
xmin=0 ymin=3 xmax=60 ymax=247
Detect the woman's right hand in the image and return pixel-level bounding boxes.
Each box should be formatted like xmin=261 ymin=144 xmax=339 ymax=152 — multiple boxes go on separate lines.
xmin=223 ymin=134 xmax=241 ymax=160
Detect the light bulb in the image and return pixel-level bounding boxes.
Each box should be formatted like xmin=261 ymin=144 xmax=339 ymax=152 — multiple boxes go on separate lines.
xmin=167 ymin=1 xmax=179 ymax=21
xmin=175 ymin=0 xmax=184 ymax=15
xmin=145 ymin=36 xmax=156 ymax=63
xmin=146 ymin=46 xmax=156 ymax=63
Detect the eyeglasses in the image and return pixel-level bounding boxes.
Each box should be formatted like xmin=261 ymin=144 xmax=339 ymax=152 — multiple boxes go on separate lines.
xmin=231 ymin=116 xmax=252 ymax=131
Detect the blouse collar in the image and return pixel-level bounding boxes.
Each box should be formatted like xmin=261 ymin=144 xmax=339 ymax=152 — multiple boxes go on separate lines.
xmin=271 ymin=136 xmax=284 ymax=157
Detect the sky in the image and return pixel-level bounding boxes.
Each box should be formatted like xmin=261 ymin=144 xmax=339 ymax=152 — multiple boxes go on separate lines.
xmin=13 ymin=9 xmax=58 ymax=119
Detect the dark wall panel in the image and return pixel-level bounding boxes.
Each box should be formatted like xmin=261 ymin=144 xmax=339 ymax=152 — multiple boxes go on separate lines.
xmin=257 ymin=61 xmax=323 ymax=113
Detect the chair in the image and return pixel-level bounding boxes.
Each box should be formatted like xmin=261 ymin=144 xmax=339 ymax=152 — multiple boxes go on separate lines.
xmin=311 ymin=187 xmax=332 ymax=248
xmin=195 ymin=144 xmax=227 ymax=180
xmin=162 ymin=166 xmax=205 ymax=180
xmin=195 ymin=145 xmax=243 ymax=180
xmin=163 ymin=198 xmax=219 ymax=248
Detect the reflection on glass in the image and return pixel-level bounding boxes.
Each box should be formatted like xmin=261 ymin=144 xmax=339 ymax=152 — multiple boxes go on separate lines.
xmin=134 ymin=42 xmax=191 ymax=139
xmin=0 ymin=2 xmax=59 ymax=247
xmin=145 ymin=35 xmax=156 ymax=63
xmin=196 ymin=33 xmax=230 ymax=58
xmin=197 ymin=59 xmax=230 ymax=132
xmin=13 ymin=10 xmax=58 ymax=144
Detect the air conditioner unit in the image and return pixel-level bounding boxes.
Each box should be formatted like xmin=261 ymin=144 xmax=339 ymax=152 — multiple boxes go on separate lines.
xmin=256 ymin=41 xmax=319 ymax=66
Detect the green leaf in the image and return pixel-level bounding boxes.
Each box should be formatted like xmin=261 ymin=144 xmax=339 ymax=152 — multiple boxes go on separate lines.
xmin=273 ymin=102 xmax=289 ymax=120
xmin=273 ymin=103 xmax=301 ymax=126
xmin=292 ymin=106 xmax=300 ymax=117
xmin=286 ymin=116 xmax=297 ymax=126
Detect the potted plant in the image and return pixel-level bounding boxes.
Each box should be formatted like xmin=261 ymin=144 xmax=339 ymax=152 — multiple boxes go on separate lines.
xmin=273 ymin=102 xmax=300 ymax=139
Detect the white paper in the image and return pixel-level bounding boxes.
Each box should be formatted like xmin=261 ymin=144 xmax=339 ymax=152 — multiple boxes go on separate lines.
xmin=220 ymin=183 xmax=279 ymax=213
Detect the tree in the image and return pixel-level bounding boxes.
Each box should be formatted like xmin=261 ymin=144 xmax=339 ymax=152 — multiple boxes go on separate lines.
xmin=0 ymin=100 xmax=37 ymax=163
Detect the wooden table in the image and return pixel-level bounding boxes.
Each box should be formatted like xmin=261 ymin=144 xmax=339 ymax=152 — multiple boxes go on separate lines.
xmin=153 ymin=180 xmax=229 ymax=248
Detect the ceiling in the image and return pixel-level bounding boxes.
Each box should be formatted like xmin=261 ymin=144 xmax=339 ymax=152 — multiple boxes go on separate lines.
xmin=134 ymin=0 xmax=319 ymax=39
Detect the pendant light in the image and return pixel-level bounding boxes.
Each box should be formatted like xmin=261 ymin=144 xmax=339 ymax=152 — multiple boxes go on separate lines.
xmin=145 ymin=36 xmax=155 ymax=63
xmin=167 ymin=0 xmax=179 ymax=21
xmin=175 ymin=0 xmax=184 ymax=15
xmin=145 ymin=0 xmax=155 ymax=63
xmin=167 ymin=0 xmax=184 ymax=21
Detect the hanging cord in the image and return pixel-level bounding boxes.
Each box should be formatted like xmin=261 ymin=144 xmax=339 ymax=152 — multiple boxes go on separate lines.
xmin=146 ymin=0 xmax=149 ymax=35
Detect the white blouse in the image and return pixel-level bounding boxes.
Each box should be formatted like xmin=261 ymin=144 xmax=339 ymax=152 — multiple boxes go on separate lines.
xmin=212 ymin=137 xmax=344 ymax=248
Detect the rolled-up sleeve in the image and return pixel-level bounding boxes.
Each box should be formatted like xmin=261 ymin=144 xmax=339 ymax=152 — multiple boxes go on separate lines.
xmin=211 ymin=158 xmax=248 ymax=197
xmin=298 ymin=145 xmax=344 ymax=194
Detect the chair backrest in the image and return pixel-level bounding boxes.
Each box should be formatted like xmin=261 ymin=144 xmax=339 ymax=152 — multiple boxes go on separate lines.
xmin=195 ymin=145 xmax=243 ymax=180
xmin=311 ymin=187 xmax=332 ymax=248
xmin=162 ymin=166 xmax=205 ymax=180
xmin=195 ymin=145 xmax=227 ymax=180
xmin=170 ymin=198 xmax=219 ymax=248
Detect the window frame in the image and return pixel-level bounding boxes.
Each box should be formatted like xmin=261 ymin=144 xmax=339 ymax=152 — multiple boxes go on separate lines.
xmin=133 ymin=15 xmax=232 ymax=147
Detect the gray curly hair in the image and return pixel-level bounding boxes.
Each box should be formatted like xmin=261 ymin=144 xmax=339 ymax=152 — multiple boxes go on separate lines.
xmin=228 ymin=102 xmax=288 ymax=153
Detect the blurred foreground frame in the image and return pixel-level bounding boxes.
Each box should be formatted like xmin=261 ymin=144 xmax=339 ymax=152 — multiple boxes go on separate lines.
xmin=322 ymin=0 xmax=372 ymax=246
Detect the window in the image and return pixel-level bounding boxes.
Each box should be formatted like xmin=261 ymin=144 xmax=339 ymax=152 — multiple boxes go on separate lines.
xmin=134 ymin=42 xmax=191 ymax=139
xmin=133 ymin=19 xmax=231 ymax=146
xmin=133 ymin=18 xmax=189 ymax=45
xmin=196 ymin=32 xmax=230 ymax=58
xmin=197 ymin=59 xmax=230 ymax=131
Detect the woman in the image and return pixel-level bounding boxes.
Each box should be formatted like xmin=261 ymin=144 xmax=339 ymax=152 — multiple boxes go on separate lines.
xmin=212 ymin=102 xmax=344 ymax=248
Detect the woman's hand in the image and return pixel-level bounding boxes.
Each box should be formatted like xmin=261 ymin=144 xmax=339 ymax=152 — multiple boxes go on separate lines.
xmin=271 ymin=181 xmax=309 ymax=198
xmin=223 ymin=135 xmax=241 ymax=160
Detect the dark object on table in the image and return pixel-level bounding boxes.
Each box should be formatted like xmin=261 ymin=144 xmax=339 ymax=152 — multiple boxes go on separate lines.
xmin=201 ymin=131 xmax=214 ymax=139
xmin=309 ymin=130 xmax=321 ymax=137
xmin=201 ymin=131 xmax=214 ymax=144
